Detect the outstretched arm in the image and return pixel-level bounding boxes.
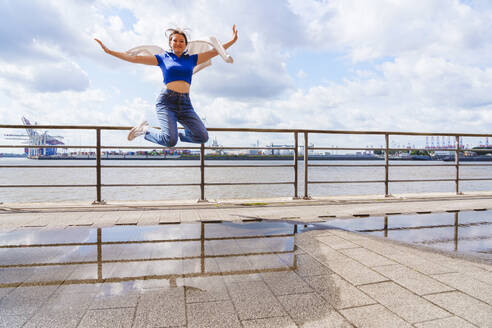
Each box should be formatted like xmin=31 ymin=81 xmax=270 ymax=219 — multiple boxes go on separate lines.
xmin=94 ymin=39 xmax=158 ymax=66
xmin=197 ymin=25 xmax=238 ymax=65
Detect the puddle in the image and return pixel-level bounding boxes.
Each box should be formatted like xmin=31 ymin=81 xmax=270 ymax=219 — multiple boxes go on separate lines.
xmin=314 ymin=210 xmax=492 ymax=260
xmin=1 ymin=216 xmax=490 ymax=327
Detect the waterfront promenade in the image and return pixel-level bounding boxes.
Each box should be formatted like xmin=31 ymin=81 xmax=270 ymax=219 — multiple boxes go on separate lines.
xmin=0 ymin=192 xmax=491 ymax=327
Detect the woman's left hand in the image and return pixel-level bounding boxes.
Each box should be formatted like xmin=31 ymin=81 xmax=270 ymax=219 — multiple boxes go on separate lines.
xmin=232 ymin=24 xmax=238 ymax=43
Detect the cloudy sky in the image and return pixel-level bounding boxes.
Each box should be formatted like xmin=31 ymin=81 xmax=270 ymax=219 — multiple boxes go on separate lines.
xmin=1 ymin=0 xmax=491 ymax=149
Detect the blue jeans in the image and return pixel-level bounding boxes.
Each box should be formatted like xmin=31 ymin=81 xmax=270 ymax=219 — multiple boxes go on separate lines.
xmin=145 ymin=89 xmax=209 ymax=147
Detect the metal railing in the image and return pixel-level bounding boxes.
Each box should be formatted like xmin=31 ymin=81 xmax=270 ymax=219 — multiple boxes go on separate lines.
xmin=1 ymin=124 xmax=492 ymax=203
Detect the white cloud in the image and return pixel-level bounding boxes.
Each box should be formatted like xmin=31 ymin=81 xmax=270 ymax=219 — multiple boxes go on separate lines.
xmin=1 ymin=0 xmax=492 ymax=149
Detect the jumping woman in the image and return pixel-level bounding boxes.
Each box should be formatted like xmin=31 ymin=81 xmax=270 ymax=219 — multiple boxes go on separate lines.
xmin=95 ymin=25 xmax=238 ymax=146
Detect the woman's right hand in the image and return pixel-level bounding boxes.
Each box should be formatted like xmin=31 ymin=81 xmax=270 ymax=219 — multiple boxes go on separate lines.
xmin=94 ymin=38 xmax=111 ymax=54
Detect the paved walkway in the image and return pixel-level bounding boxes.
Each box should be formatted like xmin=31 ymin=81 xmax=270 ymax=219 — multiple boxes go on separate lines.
xmin=1 ymin=192 xmax=491 ymax=229
xmin=0 ymin=192 xmax=491 ymax=327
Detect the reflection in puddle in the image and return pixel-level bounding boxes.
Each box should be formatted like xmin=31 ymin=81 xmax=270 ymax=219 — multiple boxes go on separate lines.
xmin=2 ymin=213 xmax=489 ymax=326
xmin=0 ymin=221 xmax=300 ymax=288
xmin=315 ymin=210 xmax=492 ymax=260
xmin=0 ymin=220 xmax=350 ymax=327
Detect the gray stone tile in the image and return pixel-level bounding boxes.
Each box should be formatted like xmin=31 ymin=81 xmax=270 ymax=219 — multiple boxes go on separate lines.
xmin=373 ymin=264 xmax=455 ymax=295
xmin=23 ymin=309 xmax=86 ymax=328
xmin=432 ymin=272 xmax=492 ymax=304
xmin=359 ymin=282 xmax=450 ymax=323
xmin=293 ymin=253 xmax=333 ymax=276
xmin=187 ymin=300 xmax=241 ymax=328
xmin=56 ymin=282 xmax=102 ymax=295
xmin=278 ymin=292 xmax=351 ymax=327
xmin=78 ymin=308 xmax=134 ymax=328
xmin=304 ymin=274 xmax=376 ymax=309
xmin=0 ymin=287 xmax=13 ymax=300
xmin=222 ymin=273 xmax=263 ymax=285
xmin=339 ymin=247 xmax=396 ymax=267
xmin=0 ymin=267 xmax=36 ymax=285
xmin=90 ymin=294 xmax=139 ymax=309
xmin=241 ymin=316 xmax=297 ymax=328
xmin=309 ymin=245 xmax=346 ymax=263
xmin=0 ymin=315 xmax=30 ymax=328
xmin=228 ymin=280 xmax=286 ymax=320
xmin=324 ymin=258 xmax=388 ymax=286
xmin=0 ymin=285 xmax=58 ymax=316
xmin=340 ymin=304 xmax=413 ymax=328
xmin=424 ymin=291 xmax=492 ymax=327
xmin=261 ymin=271 xmax=313 ymax=295
xmin=133 ymin=288 xmax=186 ymax=327
xmin=381 ymin=252 xmax=452 ymax=275
xmin=414 ymin=316 xmax=477 ymax=328
xmin=315 ymin=235 xmax=360 ymax=250
xmin=184 ymin=276 xmax=230 ymax=303
xmin=43 ymin=290 xmax=95 ymax=311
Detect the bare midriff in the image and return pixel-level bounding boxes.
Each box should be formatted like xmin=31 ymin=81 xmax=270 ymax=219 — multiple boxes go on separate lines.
xmin=166 ymin=81 xmax=190 ymax=94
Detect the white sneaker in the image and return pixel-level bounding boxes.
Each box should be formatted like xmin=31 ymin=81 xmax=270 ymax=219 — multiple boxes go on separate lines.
xmin=127 ymin=121 xmax=149 ymax=141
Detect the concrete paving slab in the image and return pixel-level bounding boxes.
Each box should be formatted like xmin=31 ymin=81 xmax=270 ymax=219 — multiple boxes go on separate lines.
xmin=340 ymin=304 xmax=413 ymax=328
xmin=292 ymin=253 xmax=333 ymax=277
xmin=429 ymin=258 xmax=492 ymax=283
xmin=23 ymin=309 xmax=86 ymax=328
xmin=261 ymin=271 xmax=313 ymax=296
xmin=0 ymin=285 xmax=58 ymax=316
xmin=78 ymin=308 xmax=134 ymax=328
xmin=277 ymin=292 xmax=351 ymax=327
xmin=241 ymin=316 xmax=297 ymax=328
xmin=90 ymin=294 xmax=139 ymax=309
xmin=308 ymin=245 xmax=347 ymax=263
xmin=373 ymin=264 xmax=455 ymax=296
xmin=43 ymin=290 xmax=95 ymax=311
xmin=359 ymin=281 xmax=450 ymax=323
xmin=315 ymin=235 xmax=360 ymax=250
xmin=431 ymin=272 xmax=492 ymax=305
xmin=136 ymin=211 xmax=160 ymax=225
xmin=339 ymin=247 xmax=396 ymax=267
xmin=157 ymin=209 xmax=181 ymax=223
xmin=424 ymin=291 xmax=492 ymax=327
xmin=323 ymin=257 xmax=388 ymax=286
xmin=0 ymin=287 xmax=13 ymax=301
xmin=414 ymin=316 xmax=477 ymax=328
xmin=227 ymin=280 xmax=286 ymax=320
xmin=184 ymin=276 xmax=230 ymax=304
xmin=133 ymin=288 xmax=186 ymax=328
xmin=0 ymin=314 xmax=30 ymax=328
xmin=304 ymin=274 xmax=376 ymax=310
xmin=187 ymin=300 xmax=241 ymax=328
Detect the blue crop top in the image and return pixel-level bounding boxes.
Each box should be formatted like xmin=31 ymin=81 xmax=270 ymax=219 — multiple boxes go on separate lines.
xmin=155 ymin=52 xmax=198 ymax=85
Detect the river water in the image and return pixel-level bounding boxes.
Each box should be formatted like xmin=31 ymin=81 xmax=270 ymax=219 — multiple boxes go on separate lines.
xmin=1 ymin=158 xmax=492 ymax=202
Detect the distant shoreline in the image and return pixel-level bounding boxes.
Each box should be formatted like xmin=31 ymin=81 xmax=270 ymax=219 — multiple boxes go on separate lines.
xmin=3 ymin=154 xmax=492 ymax=161
xmin=0 ymin=154 xmax=437 ymax=160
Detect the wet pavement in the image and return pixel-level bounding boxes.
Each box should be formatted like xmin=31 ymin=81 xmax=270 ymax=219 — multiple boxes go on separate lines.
xmin=1 ymin=219 xmax=491 ymax=327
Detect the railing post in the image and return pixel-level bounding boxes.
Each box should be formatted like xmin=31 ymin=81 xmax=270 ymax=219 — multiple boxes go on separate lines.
xmin=454 ymin=212 xmax=459 ymax=251
xmin=303 ymin=132 xmax=311 ymax=200
xmin=198 ymin=143 xmax=207 ymax=202
xmin=97 ymin=228 xmax=102 ymax=281
xmin=455 ymin=135 xmax=461 ymax=195
xmin=92 ymin=128 xmax=105 ymax=205
xmin=385 ymin=133 xmax=390 ymax=197
xmin=293 ymin=132 xmax=299 ymax=199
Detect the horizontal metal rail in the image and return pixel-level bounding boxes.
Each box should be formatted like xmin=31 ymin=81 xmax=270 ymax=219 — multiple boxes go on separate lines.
xmin=309 ymin=180 xmax=386 ymax=184
xmin=3 ymin=123 xmax=492 ymax=137
xmin=2 ymin=123 xmax=492 ymax=202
